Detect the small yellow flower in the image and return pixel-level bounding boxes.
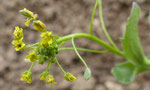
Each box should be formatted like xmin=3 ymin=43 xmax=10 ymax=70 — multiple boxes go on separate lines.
xmin=26 ymin=51 xmax=39 ymax=62
xmin=64 ymin=72 xmax=76 ymax=82
xmin=33 ymin=20 xmax=46 ymax=32
xmin=40 ymin=32 xmax=53 ymax=46
xmin=20 ymin=8 xmax=37 ymax=27
xmin=40 ymin=38 xmax=53 ymax=46
xmin=20 ymin=8 xmax=34 ymax=18
xmin=45 ymin=75 xmax=57 ymax=84
xmin=20 ymin=71 xmax=32 ymax=84
xmin=25 ymin=18 xmax=32 ymax=27
xmin=14 ymin=26 xmax=23 ymax=40
xmin=12 ymin=40 xmax=26 ymax=51
xmin=40 ymin=32 xmax=52 ymax=38
xmin=40 ymin=71 xmax=49 ymax=81
xmin=40 ymin=72 xmax=57 ymax=85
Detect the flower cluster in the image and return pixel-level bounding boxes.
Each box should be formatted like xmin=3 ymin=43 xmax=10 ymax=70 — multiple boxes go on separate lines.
xmin=20 ymin=70 xmax=32 ymax=84
xmin=12 ymin=27 xmax=26 ymax=51
xmin=64 ymin=72 xmax=76 ymax=82
xmin=12 ymin=8 xmax=78 ymax=87
xmin=40 ymin=71 xmax=57 ymax=85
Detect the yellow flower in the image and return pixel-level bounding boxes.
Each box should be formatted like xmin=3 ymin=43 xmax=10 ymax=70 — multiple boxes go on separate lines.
xmin=26 ymin=51 xmax=39 ymax=62
xmin=14 ymin=26 xmax=23 ymax=40
xmin=40 ymin=32 xmax=52 ymax=38
xmin=40 ymin=32 xmax=53 ymax=46
xmin=20 ymin=8 xmax=34 ymax=18
xmin=25 ymin=18 xmax=32 ymax=27
xmin=64 ymin=72 xmax=76 ymax=82
xmin=40 ymin=38 xmax=53 ymax=46
xmin=45 ymin=75 xmax=57 ymax=84
xmin=19 ymin=8 xmax=37 ymax=27
xmin=33 ymin=20 xmax=46 ymax=32
xmin=20 ymin=71 xmax=32 ymax=84
xmin=12 ymin=40 xmax=26 ymax=51
xmin=40 ymin=71 xmax=49 ymax=81
xmin=40 ymin=72 xmax=57 ymax=85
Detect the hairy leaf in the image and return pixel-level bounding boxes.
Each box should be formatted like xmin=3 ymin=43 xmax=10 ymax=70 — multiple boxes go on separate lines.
xmin=112 ymin=61 xmax=138 ymax=84
xmin=121 ymin=2 xmax=145 ymax=65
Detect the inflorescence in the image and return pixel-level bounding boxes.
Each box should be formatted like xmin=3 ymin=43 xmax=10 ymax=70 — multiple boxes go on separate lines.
xmin=12 ymin=8 xmax=79 ymax=86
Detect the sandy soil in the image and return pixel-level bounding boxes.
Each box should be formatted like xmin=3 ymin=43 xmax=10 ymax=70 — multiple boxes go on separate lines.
xmin=0 ymin=0 xmax=150 ymax=90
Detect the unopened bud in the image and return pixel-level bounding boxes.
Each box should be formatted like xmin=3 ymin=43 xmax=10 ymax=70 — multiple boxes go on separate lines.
xmin=33 ymin=20 xmax=45 ymax=32
xmin=64 ymin=72 xmax=76 ymax=82
xmin=19 ymin=8 xmax=34 ymax=18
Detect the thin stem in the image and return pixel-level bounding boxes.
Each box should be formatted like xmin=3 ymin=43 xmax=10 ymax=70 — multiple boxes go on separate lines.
xmin=52 ymin=34 xmax=59 ymax=39
xmin=98 ymin=0 xmax=119 ymax=50
xmin=58 ymin=41 xmax=67 ymax=48
xmin=29 ymin=62 xmax=35 ymax=72
xmin=55 ymin=58 xmax=65 ymax=74
xmin=25 ymin=42 xmax=40 ymax=49
xmin=46 ymin=63 xmax=49 ymax=71
xmin=59 ymin=47 xmax=108 ymax=53
xmin=72 ymin=37 xmax=88 ymax=68
xmin=56 ymin=33 xmax=125 ymax=58
xmin=90 ymin=0 xmax=98 ymax=35
xmin=46 ymin=61 xmax=51 ymax=72
xmin=49 ymin=63 xmax=51 ymax=73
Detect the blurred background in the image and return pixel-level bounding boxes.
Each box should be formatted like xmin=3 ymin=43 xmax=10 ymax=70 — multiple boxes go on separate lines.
xmin=0 ymin=0 xmax=150 ymax=90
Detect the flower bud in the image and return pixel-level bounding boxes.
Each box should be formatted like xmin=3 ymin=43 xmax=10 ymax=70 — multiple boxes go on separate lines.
xmin=20 ymin=70 xmax=32 ymax=84
xmin=14 ymin=26 xmax=23 ymax=40
xmin=33 ymin=20 xmax=45 ymax=32
xmin=45 ymin=75 xmax=54 ymax=84
xmin=40 ymin=71 xmax=49 ymax=81
xmin=64 ymin=72 xmax=76 ymax=82
xmin=84 ymin=68 xmax=91 ymax=80
xmin=25 ymin=50 xmax=39 ymax=62
xmin=49 ymin=57 xmax=56 ymax=63
xmin=38 ymin=55 xmax=47 ymax=64
xmin=12 ymin=40 xmax=26 ymax=51
xmin=19 ymin=8 xmax=34 ymax=18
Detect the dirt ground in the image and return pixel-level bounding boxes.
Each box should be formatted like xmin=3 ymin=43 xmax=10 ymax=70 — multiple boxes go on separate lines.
xmin=0 ymin=0 xmax=150 ymax=90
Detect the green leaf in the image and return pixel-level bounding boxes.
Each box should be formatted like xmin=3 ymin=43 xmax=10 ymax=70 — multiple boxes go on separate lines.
xmin=112 ymin=61 xmax=138 ymax=84
xmin=121 ymin=2 xmax=145 ymax=65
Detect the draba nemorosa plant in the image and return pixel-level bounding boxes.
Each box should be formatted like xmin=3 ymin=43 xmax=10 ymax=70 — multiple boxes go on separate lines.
xmin=11 ymin=0 xmax=150 ymax=86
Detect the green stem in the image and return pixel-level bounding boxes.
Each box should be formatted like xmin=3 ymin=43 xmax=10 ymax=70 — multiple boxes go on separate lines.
xmin=29 ymin=62 xmax=35 ymax=72
xmin=56 ymin=58 xmax=65 ymax=74
xmin=25 ymin=42 xmax=40 ymax=49
xmin=46 ymin=61 xmax=51 ymax=73
xmin=56 ymin=33 xmax=125 ymax=58
xmin=97 ymin=0 xmax=119 ymax=50
xmin=72 ymin=38 xmax=88 ymax=68
xmin=52 ymin=34 xmax=59 ymax=39
xmin=59 ymin=47 xmax=108 ymax=53
xmin=49 ymin=63 xmax=51 ymax=73
xmin=58 ymin=41 xmax=67 ymax=48
xmin=90 ymin=0 xmax=98 ymax=35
